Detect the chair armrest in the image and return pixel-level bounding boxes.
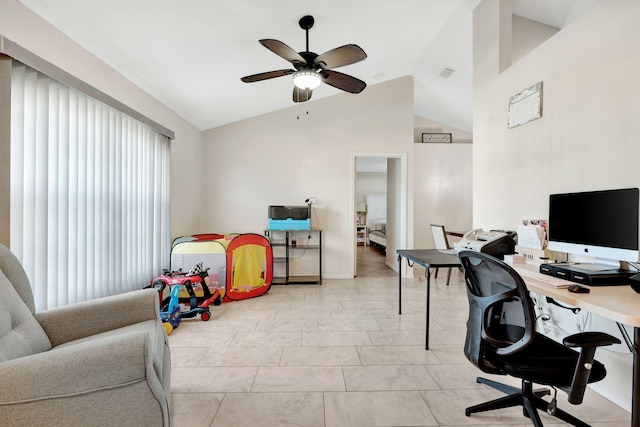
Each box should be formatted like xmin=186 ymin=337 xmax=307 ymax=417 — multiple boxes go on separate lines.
xmin=0 ymin=331 xmax=160 ymax=405
xmin=563 ymin=331 xmax=621 ymax=348
xmin=35 ymin=288 xmax=161 ymax=347
xmin=562 ymin=331 xmax=621 ymax=405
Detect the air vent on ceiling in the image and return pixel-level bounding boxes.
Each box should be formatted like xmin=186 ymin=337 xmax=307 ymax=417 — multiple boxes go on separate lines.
xmin=439 ymin=67 xmax=455 ymax=78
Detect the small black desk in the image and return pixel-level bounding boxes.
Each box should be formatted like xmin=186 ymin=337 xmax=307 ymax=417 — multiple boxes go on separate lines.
xmin=397 ymin=249 xmax=462 ymax=350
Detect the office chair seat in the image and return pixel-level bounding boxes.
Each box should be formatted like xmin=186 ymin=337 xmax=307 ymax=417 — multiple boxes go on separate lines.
xmin=486 ymin=330 xmax=607 ymax=387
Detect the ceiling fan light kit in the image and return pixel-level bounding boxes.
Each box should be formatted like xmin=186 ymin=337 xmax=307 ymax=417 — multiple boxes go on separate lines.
xmin=241 ymin=15 xmax=367 ymax=103
xmin=293 ymin=70 xmax=321 ymax=90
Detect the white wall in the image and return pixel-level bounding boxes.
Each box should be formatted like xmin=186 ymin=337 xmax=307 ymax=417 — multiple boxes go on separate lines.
xmin=201 ymin=77 xmax=415 ymax=279
xmin=511 ymin=15 xmax=558 ymax=64
xmin=356 ymin=172 xmax=387 ymax=210
xmin=413 ymin=116 xmax=473 ymax=248
xmin=473 ymin=0 xmax=640 ymax=410
xmin=0 ymin=0 xmax=204 ymax=238
xmin=473 ymin=0 xmax=640 ymax=230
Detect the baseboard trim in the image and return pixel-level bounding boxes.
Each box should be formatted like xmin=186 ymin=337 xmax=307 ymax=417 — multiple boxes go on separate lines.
xmin=588 ymin=382 xmax=631 ymax=412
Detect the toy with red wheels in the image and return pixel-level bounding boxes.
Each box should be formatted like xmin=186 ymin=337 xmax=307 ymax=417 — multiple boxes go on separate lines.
xmin=160 ymin=286 xmax=181 ymax=334
xmin=176 ymin=278 xmax=217 ymax=321
xmin=148 ymin=262 xmax=222 ymax=321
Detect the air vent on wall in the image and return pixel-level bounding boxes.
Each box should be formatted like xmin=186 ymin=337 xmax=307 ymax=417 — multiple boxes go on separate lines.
xmin=439 ymin=67 xmax=455 ymax=78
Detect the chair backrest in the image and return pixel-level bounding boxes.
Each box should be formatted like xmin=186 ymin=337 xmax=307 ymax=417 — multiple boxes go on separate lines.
xmin=458 ymin=250 xmax=536 ymax=373
xmin=430 ymin=224 xmax=450 ymax=250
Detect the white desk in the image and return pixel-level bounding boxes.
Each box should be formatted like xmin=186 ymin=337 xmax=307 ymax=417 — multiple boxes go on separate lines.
xmin=512 ymin=263 xmax=640 ymax=426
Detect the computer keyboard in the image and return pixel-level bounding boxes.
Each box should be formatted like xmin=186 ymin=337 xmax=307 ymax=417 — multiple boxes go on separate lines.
xmin=512 ymin=265 xmax=572 ymax=289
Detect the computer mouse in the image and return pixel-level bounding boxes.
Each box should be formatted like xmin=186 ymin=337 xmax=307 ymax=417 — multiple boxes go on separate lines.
xmin=568 ymin=284 xmax=590 ymax=293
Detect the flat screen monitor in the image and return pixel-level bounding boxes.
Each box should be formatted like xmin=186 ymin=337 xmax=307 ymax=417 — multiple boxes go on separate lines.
xmin=547 ymin=188 xmax=640 ymax=264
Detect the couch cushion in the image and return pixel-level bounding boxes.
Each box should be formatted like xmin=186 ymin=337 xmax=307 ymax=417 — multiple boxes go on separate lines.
xmin=0 ymin=270 xmax=52 ymax=362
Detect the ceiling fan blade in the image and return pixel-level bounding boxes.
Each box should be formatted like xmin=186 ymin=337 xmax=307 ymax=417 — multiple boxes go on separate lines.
xmin=293 ymin=86 xmax=312 ymax=103
xmin=260 ymin=39 xmax=306 ymax=66
xmin=314 ymin=44 xmax=367 ymax=70
xmin=241 ymin=69 xmax=295 ymax=83
xmin=321 ymin=70 xmax=367 ymax=94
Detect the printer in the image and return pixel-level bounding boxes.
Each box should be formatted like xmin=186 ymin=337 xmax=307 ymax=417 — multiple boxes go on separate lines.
xmin=455 ymin=229 xmax=516 ymax=259
xmin=267 ymin=205 xmax=311 ymax=230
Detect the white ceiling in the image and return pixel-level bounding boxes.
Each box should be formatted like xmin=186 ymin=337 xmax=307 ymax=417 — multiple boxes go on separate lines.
xmin=18 ymin=0 xmax=599 ymax=132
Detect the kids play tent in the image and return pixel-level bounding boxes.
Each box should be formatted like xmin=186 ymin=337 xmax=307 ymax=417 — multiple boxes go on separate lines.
xmin=170 ymin=233 xmax=273 ymax=302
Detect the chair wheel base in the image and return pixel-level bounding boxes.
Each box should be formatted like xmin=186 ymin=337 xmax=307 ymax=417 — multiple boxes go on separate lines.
xmin=466 ymin=377 xmax=591 ymax=427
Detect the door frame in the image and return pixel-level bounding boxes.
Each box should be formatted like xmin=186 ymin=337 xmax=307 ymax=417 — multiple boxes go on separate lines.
xmin=350 ymin=152 xmax=408 ymax=277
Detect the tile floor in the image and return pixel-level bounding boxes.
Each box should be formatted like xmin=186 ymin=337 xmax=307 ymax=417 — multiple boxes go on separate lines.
xmin=168 ymin=248 xmax=631 ymax=426
xmin=355 ymin=243 xmax=397 ymax=278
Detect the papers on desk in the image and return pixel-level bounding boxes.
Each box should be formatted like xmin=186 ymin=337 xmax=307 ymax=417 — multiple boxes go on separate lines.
xmin=517 ymin=220 xmax=547 ymax=250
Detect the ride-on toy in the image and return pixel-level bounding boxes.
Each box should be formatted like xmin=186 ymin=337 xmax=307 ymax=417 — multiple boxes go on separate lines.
xmin=160 ymin=286 xmax=181 ymax=334
xmin=149 ymin=262 xmax=222 ymax=321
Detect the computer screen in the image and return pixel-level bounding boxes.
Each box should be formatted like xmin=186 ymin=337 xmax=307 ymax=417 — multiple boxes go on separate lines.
xmin=547 ymin=188 xmax=640 ymax=263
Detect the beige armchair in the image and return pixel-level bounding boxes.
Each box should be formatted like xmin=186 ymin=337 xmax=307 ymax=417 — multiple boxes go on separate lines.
xmin=0 ymin=244 xmax=170 ymax=426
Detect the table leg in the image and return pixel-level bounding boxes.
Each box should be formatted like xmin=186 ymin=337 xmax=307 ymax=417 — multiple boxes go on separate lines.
xmin=397 ymin=254 xmax=402 ymax=315
xmin=425 ymin=267 xmax=431 ymax=350
xmin=634 ymin=327 xmax=639 ymax=427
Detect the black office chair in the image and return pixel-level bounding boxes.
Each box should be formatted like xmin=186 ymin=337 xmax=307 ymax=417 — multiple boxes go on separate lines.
xmin=458 ymin=250 xmax=621 ymax=427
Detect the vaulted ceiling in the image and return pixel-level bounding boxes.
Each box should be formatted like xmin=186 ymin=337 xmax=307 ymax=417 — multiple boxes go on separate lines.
xmin=18 ymin=0 xmax=599 ymax=132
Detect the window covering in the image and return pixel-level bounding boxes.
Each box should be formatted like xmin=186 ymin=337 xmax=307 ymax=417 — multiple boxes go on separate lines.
xmin=10 ymin=61 xmax=170 ymax=311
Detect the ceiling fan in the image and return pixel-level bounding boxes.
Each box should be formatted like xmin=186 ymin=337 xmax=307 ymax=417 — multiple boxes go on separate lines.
xmin=240 ymin=15 xmax=367 ymax=103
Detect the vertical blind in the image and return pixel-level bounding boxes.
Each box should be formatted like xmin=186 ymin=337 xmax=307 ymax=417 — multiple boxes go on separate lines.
xmin=10 ymin=61 xmax=170 ymax=311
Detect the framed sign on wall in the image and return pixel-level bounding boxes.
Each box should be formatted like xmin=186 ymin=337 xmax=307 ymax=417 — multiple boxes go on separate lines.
xmin=421 ymin=133 xmax=452 ymax=143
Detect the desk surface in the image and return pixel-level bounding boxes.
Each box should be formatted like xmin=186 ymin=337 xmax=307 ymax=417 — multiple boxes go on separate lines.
xmin=397 ymin=250 xmax=640 ymax=328
xmin=397 ymin=249 xmax=461 ymax=268
xmin=512 ymin=263 xmax=640 ymax=328
xmin=396 ymin=250 xmax=640 ymax=335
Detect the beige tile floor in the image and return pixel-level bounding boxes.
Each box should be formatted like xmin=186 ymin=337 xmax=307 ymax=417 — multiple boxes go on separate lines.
xmin=168 ymin=248 xmax=631 ymax=427
xmin=355 ymin=243 xmax=397 ymax=278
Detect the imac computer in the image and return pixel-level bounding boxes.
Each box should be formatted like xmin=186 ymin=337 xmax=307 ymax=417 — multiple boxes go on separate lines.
xmin=547 ymin=188 xmax=640 ymax=270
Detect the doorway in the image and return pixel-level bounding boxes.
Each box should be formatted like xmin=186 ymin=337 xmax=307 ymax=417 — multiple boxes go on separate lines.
xmin=351 ymin=153 xmax=408 ymax=277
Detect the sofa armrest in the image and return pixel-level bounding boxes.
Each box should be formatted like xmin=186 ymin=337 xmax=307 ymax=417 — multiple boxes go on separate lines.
xmin=35 ymin=288 xmax=161 ymax=346
xmin=0 ymin=330 xmax=157 ymax=402
xmin=0 ymin=331 xmax=167 ymax=425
